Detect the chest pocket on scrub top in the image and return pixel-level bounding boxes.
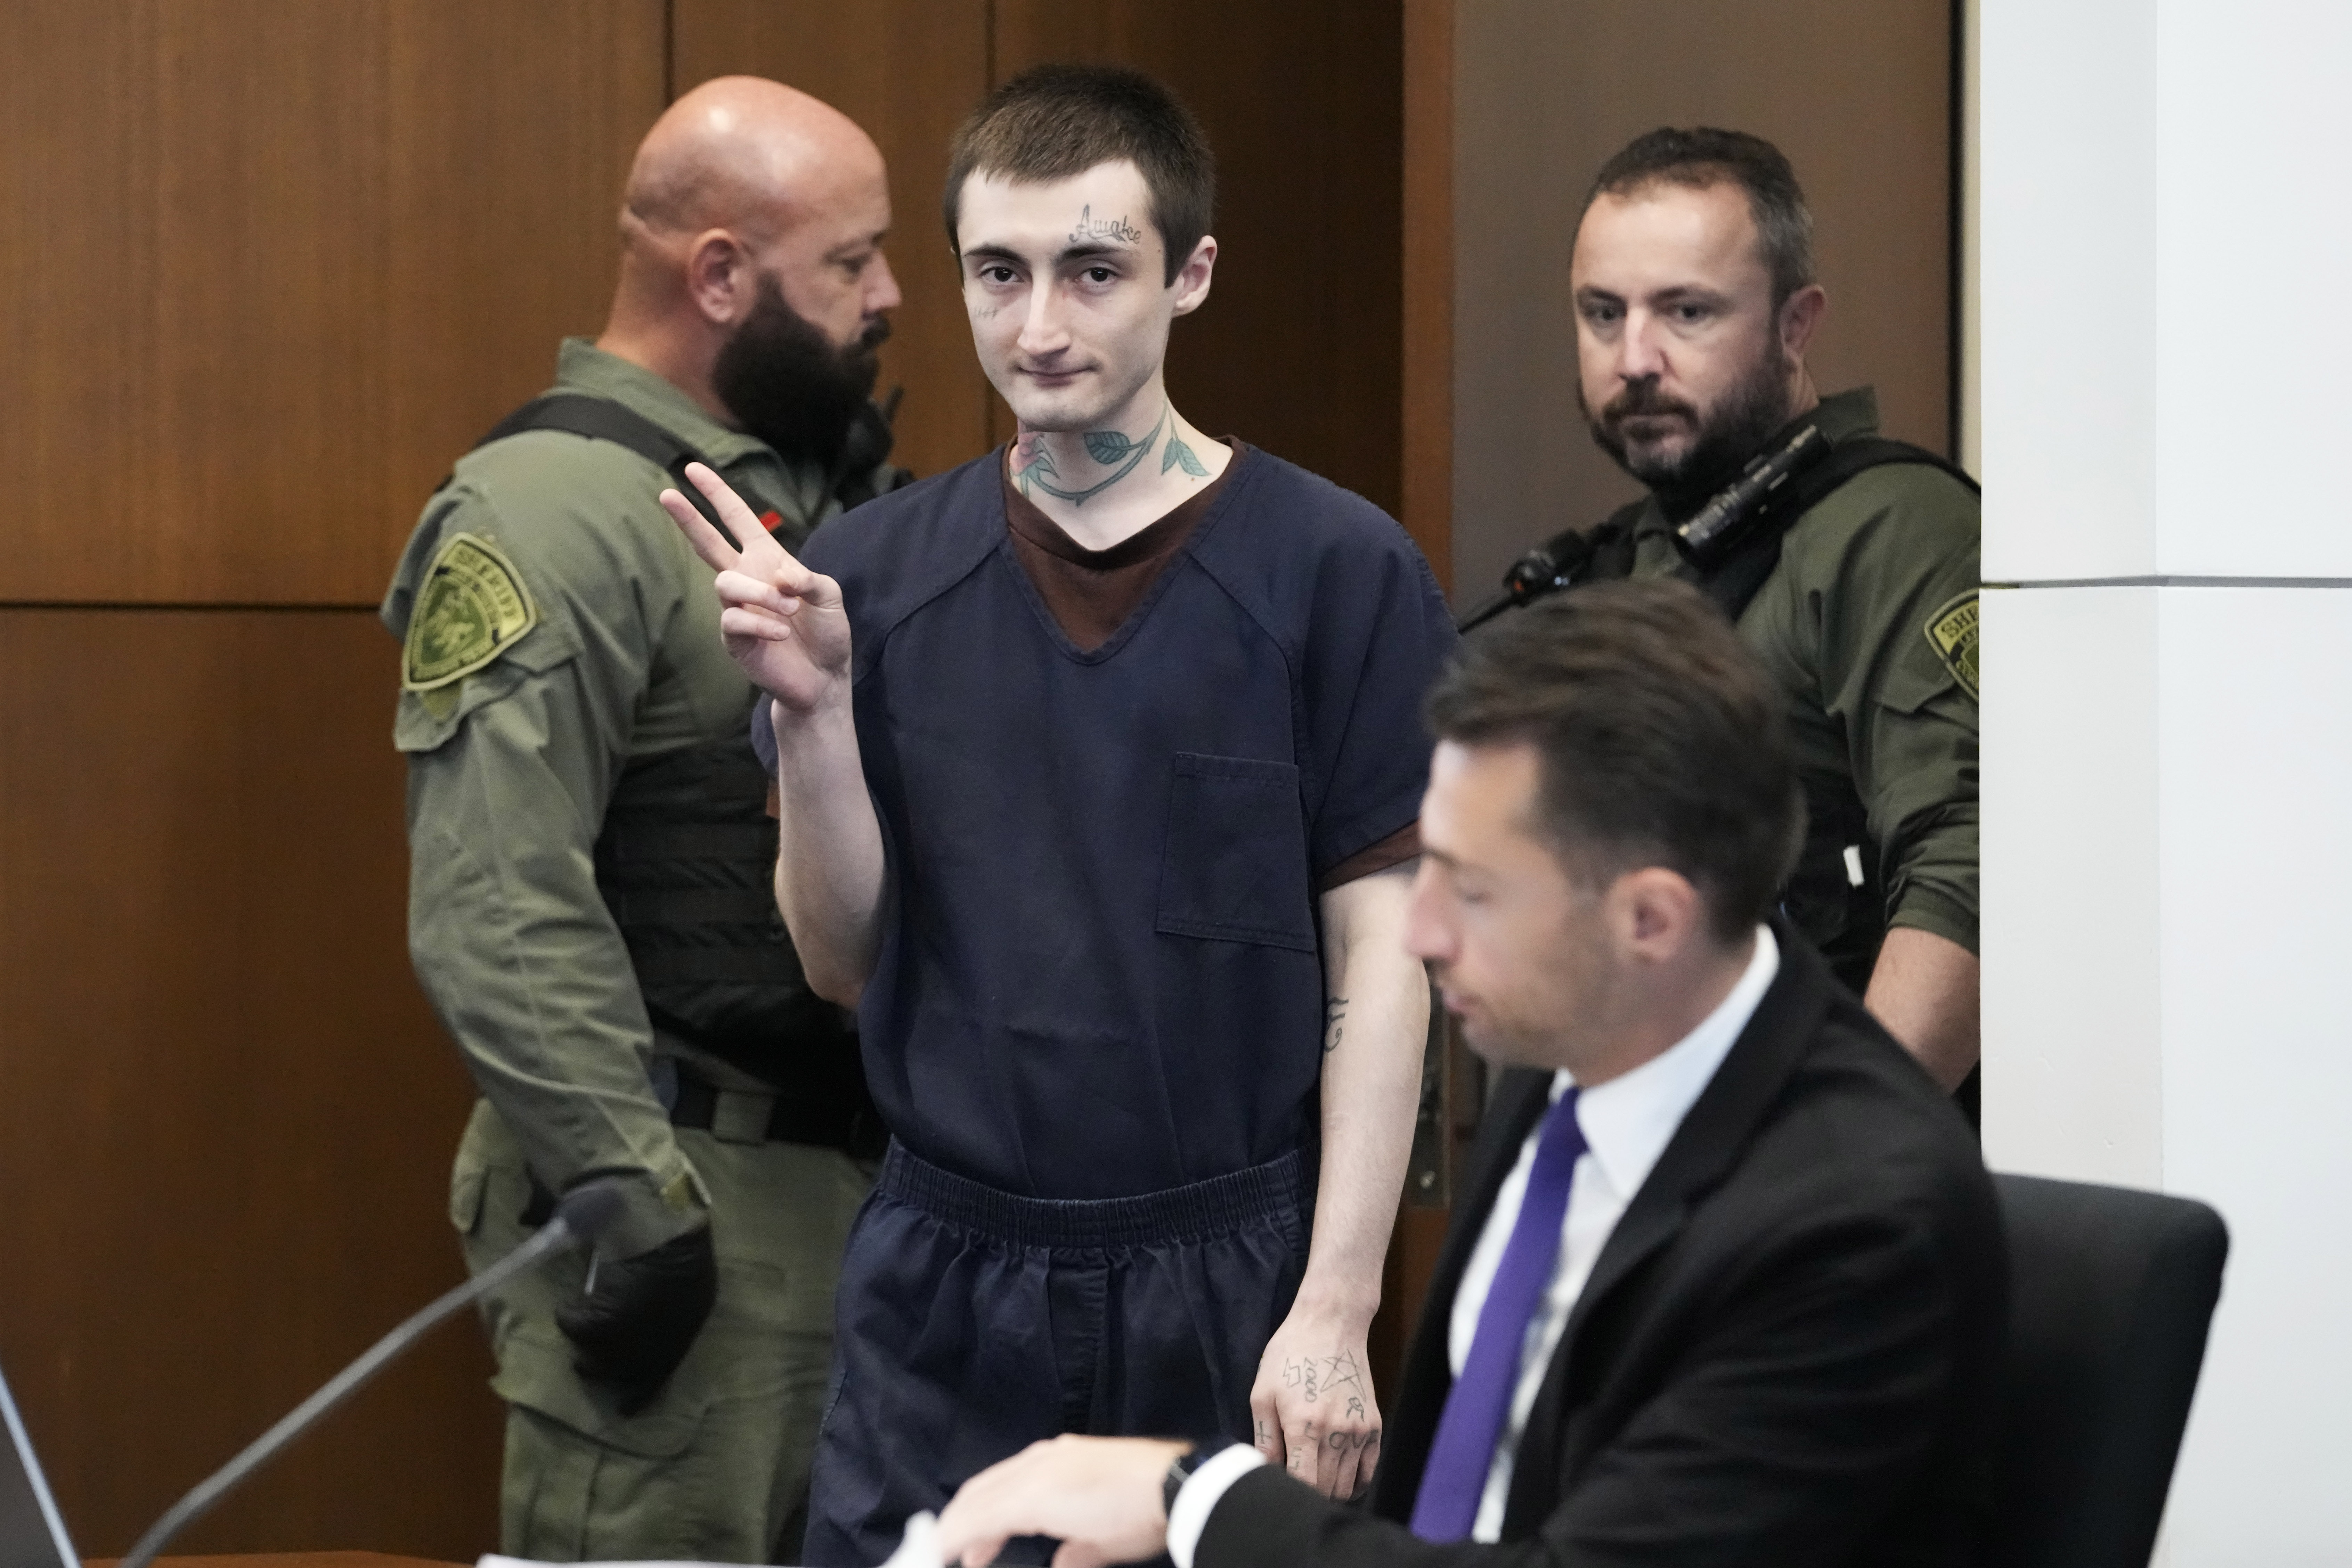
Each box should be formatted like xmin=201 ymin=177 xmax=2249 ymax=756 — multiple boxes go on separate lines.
xmin=1155 ymin=752 xmax=1318 ymax=952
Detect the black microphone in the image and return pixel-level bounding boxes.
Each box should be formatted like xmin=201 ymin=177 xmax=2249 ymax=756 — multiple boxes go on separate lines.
xmin=117 ymin=1179 xmax=626 ymax=1568
xmin=1456 ymin=526 xmax=1600 ymax=633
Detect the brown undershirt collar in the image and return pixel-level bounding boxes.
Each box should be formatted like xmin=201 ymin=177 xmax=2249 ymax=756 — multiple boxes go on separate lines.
xmin=1000 ymin=439 xmax=1248 ymax=654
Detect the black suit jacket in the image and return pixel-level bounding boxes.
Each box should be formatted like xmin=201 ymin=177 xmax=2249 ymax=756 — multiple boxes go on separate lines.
xmin=1202 ymin=925 xmax=2003 ymax=1567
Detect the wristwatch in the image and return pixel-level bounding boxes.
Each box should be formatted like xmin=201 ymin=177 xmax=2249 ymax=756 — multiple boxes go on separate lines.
xmin=1163 ymin=1440 xmax=1229 ymax=1517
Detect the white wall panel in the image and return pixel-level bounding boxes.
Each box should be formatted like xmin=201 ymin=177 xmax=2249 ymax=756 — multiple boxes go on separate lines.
xmin=2152 ymin=587 xmax=2352 ymax=1562
xmin=2153 ymin=8 xmax=2352 ymax=578
xmin=1987 ymin=1 xmax=2352 ymax=583
xmin=1980 ymin=0 xmax=2157 ymax=582
xmin=1986 ymin=580 xmax=2352 ymax=1559
xmin=1980 ymin=586 xmax=2162 ymax=1184
xmin=1987 ymin=6 xmax=2352 ymax=1554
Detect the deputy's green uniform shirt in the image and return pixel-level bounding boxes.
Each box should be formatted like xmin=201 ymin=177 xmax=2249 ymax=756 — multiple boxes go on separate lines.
xmin=1629 ymin=387 xmax=1979 ymax=959
xmin=385 ymin=340 xmax=897 ymax=1560
xmin=381 ymin=337 xmax=884 ymax=1248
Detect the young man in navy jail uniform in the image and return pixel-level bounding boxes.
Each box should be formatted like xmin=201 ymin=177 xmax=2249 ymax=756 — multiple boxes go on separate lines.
xmin=664 ymin=66 xmax=1459 ymax=1566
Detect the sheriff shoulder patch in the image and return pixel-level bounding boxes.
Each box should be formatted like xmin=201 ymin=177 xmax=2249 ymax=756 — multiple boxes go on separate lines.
xmin=1924 ymin=590 xmax=1981 ymax=700
xmin=402 ymin=532 xmax=539 ymax=693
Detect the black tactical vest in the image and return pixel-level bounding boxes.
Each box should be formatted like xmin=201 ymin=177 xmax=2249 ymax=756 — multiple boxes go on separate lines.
xmin=591 ymin=726 xmax=870 ymax=1116
xmin=1577 ymin=435 xmax=1978 ymax=994
xmin=465 ymin=393 xmax=886 ymax=1141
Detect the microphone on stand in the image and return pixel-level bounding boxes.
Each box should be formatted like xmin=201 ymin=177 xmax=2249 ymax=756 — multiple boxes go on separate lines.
xmin=117 ymin=1179 xmax=626 ymax=1568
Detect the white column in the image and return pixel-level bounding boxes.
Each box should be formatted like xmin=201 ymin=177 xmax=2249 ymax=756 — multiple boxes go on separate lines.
xmin=1983 ymin=2 xmax=2352 ymax=1559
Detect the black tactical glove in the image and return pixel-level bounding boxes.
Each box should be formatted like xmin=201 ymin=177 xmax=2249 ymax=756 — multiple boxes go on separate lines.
xmin=555 ymin=1222 xmax=718 ymax=1415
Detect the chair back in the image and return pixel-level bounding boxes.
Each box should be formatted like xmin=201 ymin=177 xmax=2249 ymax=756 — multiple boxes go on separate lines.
xmin=1987 ymin=1173 xmax=2227 ymax=1568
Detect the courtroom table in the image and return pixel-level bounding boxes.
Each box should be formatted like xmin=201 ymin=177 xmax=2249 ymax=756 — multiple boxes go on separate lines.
xmin=89 ymin=1554 xmax=463 ymax=1568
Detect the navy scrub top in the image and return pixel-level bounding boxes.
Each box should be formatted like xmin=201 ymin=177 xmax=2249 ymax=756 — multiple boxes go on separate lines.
xmin=800 ymin=445 xmax=1459 ymax=1200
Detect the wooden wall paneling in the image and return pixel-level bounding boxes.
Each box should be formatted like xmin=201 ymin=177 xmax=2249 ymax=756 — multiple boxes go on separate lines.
xmin=0 ymin=1 xmax=663 ymax=607
xmin=0 ymin=608 xmax=495 ymax=1557
xmin=671 ymin=1 xmax=995 ymax=482
xmin=1368 ymin=0 xmax=1459 ymax=1394
xmin=1449 ymin=0 xmax=1954 ymax=604
xmin=991 ymin=1 xmax=1407 ymax=518
xmin=1401 ymin=4 xmax=1455 ymax=598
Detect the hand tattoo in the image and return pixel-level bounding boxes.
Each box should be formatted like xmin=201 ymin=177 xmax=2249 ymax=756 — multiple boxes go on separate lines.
xmin=1324 ymin=1351 xmax=1371 ymax=1424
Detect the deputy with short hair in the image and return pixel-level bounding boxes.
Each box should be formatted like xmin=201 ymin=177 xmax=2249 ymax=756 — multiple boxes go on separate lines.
xmin=1486 ymin=128 xmax=1980 ymax=1104
xmin=381 ymin=77 xmax=905 ymax=1562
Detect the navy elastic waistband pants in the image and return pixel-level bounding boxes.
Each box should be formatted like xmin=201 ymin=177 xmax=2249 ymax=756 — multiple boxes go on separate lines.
xmin=801 ymin=1140 xmax=1312 ymax=1567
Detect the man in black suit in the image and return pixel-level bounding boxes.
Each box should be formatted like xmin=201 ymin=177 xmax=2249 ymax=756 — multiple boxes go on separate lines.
xmin=929 ymin=579 xmax=2003 ymax=1568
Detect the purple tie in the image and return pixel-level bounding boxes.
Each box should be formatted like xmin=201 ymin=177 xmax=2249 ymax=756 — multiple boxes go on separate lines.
xmin=1409 ymin=1086 xmax=1586 ymax=1542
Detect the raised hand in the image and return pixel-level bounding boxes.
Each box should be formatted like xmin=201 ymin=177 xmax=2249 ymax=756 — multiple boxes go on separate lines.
xmin=659 ymin=463 xmax=852 ymax=714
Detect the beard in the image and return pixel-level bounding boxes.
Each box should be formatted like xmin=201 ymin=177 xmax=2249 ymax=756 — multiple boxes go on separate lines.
xmin=1582 ymin=339 xmax=1795 ymax=510
xmin=712 ymin=271 xmax=889 ymax=466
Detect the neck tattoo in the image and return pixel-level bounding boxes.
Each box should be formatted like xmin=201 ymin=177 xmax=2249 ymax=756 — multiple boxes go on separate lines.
xmin=1015 ymin=405 xmax=1173 ymax=506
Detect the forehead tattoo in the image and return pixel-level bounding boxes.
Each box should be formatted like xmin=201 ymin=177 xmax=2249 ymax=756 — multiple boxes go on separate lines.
xmin=1069 ymin=204 xmax=1143 ymax=246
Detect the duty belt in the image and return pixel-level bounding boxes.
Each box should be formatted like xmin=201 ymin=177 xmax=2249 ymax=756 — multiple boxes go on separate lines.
xmin=667 ymin=1067 xmax=887 ymax=1160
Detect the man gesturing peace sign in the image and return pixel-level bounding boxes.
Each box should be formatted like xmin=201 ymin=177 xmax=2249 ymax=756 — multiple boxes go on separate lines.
xmin=664 ymin=463 xmax=886 ymax=1005
xmin=666 ymin=461 xmax=853 ymax=707
xmin=670 ymin=67 xmax=1457 ymax=1568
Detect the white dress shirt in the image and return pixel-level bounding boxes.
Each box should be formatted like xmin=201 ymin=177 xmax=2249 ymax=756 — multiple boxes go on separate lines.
xmin=1447 ymin=924 xmax=1777 ymax=1538
xmin=1167 ymin=926 xmax=1778 ymax=1565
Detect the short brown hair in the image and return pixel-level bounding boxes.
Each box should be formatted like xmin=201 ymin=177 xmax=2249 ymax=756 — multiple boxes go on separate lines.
xmin=943 ymin=64 xmax=1214 ymax=286
xmin=1586 ymin=127 xmax=1816 ymax=309
xmin=1424 ymin=580 xmax=1800 ymax=942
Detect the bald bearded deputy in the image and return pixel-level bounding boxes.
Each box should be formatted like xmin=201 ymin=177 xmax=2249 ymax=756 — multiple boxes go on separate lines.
xmin=382 ymin=78 xmax=906 ymax=1562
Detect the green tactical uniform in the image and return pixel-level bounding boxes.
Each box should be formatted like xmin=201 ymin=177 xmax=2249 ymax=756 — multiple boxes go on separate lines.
xmin=381 ymin=338 xmax=898 ymax=1562
xmin=1626 ymin=387 xmax=1979 ymax=986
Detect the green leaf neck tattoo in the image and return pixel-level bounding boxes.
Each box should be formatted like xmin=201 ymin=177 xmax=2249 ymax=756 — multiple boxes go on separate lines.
xmin=1016 ymin=442 xmax=1062 ymax=484
xmin=1014 ymin=406 xmax=1169 ymax=507
xmin=1162 ymin=432 xmax=1211 ymax=477
xmin=1084 ymin=427 xmax=1142 ymax=464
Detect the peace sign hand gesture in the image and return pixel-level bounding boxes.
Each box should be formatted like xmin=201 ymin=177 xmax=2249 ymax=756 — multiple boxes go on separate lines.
xmin=660 ymin=463 xmax=854 ymax=715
